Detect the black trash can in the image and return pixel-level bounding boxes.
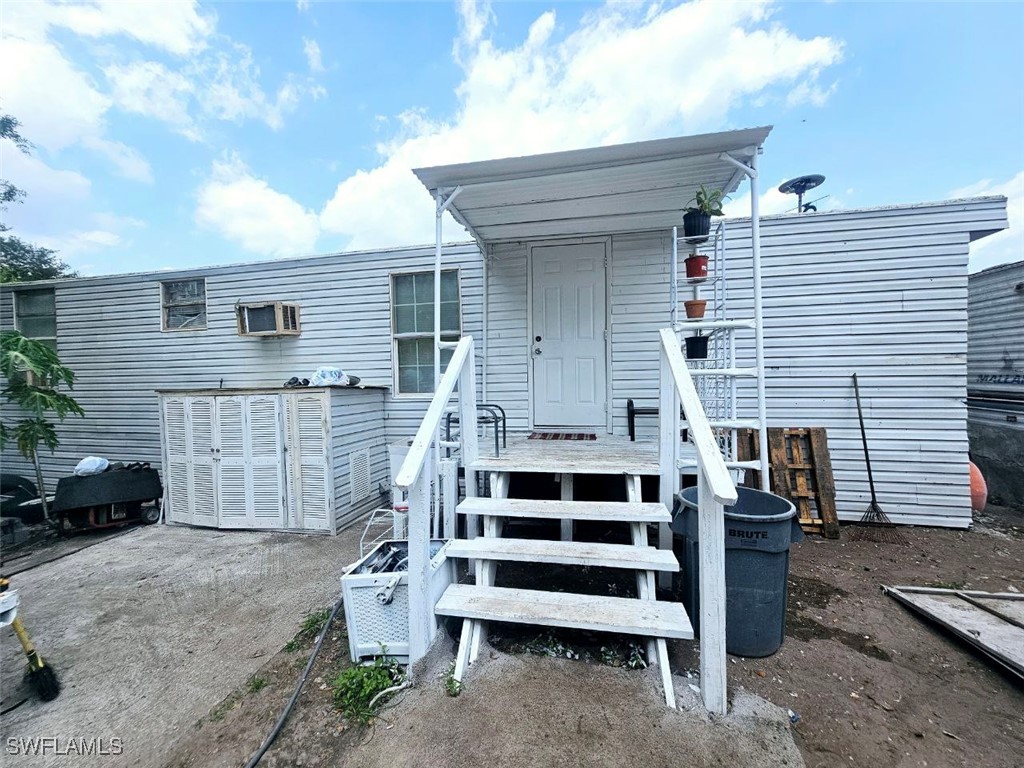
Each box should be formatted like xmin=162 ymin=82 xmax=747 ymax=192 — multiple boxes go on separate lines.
xmin=671 ymin=486 xmax=803 ymax=657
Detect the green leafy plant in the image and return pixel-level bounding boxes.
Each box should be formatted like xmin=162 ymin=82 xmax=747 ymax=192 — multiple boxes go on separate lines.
xmin=444 ymin=662 xmax=462 ymax=698
xmin=284 ymin=607 xmax=331 ymax=652
xmin=0 ymin=331 xmax=85 ymax=519
xmin=686 ymin=185 xmax=726 ymax=216
xmin=331 ymin=652 xmax=405 ymax=724
xmin=247 ymin=676 xmax=268 ymax=694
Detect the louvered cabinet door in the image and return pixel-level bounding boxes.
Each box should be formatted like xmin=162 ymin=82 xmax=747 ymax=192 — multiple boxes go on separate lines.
xmin=162 ymin=397 xmax=191 ymax=524
xmin=188 ymin=397 xmax=218 ymax=527
xmin=215 ymin=396 xmax=250 ymax=528
xmin=247 ymin=395 xmax=285 ymax=529
xmin=284 ymin=392 xmax=331 ymax=531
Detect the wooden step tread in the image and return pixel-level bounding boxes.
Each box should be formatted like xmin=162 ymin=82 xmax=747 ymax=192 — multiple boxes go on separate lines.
xmin=436 ymin=584 xmax=694 ymax=639
xmin=446 ymin=537 xmax=679 ymax=571
xmin=457 ymin=497 xmax=670 ymax=523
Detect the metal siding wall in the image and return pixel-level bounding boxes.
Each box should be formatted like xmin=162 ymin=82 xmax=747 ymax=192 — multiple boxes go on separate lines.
xmin=483 ymin=242 xmax=530 ymax=430
xmin=0 ymin=244 xmax=483 ymax=483
xmin=589 ymin=201 xmax=1002 ymax=527
xmin=329 ymin=387 xmax=389 ymax=531
xmin=967 ymin=261 xmax=1024 ymax=422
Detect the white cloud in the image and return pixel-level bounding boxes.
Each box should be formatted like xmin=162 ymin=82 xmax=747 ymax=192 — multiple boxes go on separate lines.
xmin=195 ymin=154 xmax=321 ymax=257
xmin=48 ymin=0 xmax=215 ymax=57
xmin=104 ymin=61 xmax=200 ymax=140
xmin=297 ymin=0 xmax=311 ymax=12
xmin=0 ymin=38 xmax=110 ymax=153
xmin=81 ymin=137 xmax=154 ymax=183
xmin=320 ymin=0 xmax=844 ymax=249
xmin=303 ymin=37 xmax=324 ymax=73
xmin=950 ymin=172 xmax=1024 ymax=273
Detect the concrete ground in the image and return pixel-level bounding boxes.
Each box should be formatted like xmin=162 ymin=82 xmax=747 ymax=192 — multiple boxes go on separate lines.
xmin=1 ymin=523 xmax=362 ymax=768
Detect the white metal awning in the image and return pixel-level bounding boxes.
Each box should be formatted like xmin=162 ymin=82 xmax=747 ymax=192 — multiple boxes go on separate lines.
xmin=412 ymin=126 xmax=772 ymax=244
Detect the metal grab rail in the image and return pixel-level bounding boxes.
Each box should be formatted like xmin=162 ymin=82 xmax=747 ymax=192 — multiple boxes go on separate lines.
xmin=394 ymin=335 xmax=479 ymax=666
xmin=657 ymin=327 xmax=737 ymax=716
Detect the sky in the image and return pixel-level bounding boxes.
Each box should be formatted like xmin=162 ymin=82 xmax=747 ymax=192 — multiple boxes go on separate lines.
xmin=1 ymin=0 xmax=1022 ymax=277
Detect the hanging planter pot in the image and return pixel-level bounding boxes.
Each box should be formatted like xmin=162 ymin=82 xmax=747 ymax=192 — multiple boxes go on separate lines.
xmin=682 ymin=210 xmax=711 ymax=243
xmin=685 ymin=254 xmax=709 ymax=281
xmin=685 ymin=335 xmax=709 ymax=360
xmin=684 ymin=299 xmax=707 ymax=319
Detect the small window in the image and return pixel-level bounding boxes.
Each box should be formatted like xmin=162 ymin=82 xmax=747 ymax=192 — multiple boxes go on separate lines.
xmin=162 ymin=279 xmax=207 ymax=331
xmin=391 ymin=270 xmax=460 ymax=394
xmin=15 ymin=288 xmax=56 ymax=350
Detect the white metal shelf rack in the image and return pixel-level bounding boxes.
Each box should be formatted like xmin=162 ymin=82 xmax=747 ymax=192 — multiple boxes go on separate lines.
xmin=670 ymin=221 xmax=769 ymax=487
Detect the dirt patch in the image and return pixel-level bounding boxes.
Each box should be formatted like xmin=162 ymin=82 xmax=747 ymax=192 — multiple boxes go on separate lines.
xmin=733 ymin=507 xmax=1024 ymax=768
xmin=165 ymin=614 xmax=369 ymax=768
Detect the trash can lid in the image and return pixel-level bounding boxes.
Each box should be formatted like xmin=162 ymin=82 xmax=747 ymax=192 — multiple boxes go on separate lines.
xmin=678 ymin=486 xmax=796 ymax=523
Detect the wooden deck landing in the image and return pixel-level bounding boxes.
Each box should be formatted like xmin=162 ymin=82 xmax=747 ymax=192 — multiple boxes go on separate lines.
xmin=470 ymin=433 xmax=660 ymax=475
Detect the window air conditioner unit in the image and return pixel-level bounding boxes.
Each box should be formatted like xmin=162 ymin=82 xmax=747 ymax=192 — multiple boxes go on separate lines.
xmin=236 ymin=302 xmax=301 ymax=337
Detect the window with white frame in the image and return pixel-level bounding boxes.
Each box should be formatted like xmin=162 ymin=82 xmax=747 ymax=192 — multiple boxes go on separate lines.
xmin=15 ymin=288 xmax=56 ymax=350
xmin=391 ymin=270 xmax=460 ymax=394
xmin=162 ymin=279 xmax=207 ymax=331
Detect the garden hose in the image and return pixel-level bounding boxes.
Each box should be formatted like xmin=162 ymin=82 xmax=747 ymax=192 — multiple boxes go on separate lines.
xmin=243 ymin=595 xmax=345 ymax=768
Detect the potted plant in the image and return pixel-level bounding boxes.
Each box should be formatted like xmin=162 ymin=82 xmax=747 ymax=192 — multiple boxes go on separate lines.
xmin=683 ymin=185 xmax=725 ymax=243
xmin=685 ymin=332 xmax=709 ymax=360
xmin=685 ymin=252 xmax=708 ymax=281
xmin=684 ymin=299 xmax=707 ymax=319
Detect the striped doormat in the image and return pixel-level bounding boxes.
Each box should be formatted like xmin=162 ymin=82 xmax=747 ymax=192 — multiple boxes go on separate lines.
xmin=527 ymin=432 xmax=597 ymax=441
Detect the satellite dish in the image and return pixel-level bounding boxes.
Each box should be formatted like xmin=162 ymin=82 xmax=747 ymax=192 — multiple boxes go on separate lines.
xmin=778 ymin=174 xmax=825 ymax=213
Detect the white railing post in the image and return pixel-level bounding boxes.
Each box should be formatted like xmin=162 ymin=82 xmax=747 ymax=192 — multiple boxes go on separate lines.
xmin=458 ymin=339 xmax=480 ymax=538
xmin=406 ymin=467 xmax=433 ymax=662
xmin=697 ymin=467 xmax=727 ymax=714
xmin=396 ymin=335 xmax=476 ymax=665
xmin=657 ymin=327 xmax=737 ymax=716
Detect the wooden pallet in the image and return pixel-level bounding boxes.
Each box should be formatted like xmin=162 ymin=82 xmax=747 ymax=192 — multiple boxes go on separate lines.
xmin=737 ymin=427 xmax=840 ymax=539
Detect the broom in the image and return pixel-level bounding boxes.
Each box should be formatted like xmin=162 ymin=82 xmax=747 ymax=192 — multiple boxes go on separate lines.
xmin=848 ymin=374 xmax=909 ymax=545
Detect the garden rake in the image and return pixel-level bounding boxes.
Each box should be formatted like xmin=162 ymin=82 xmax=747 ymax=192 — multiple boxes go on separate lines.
xmin=849 ymin=373 xmax=909 ymax=545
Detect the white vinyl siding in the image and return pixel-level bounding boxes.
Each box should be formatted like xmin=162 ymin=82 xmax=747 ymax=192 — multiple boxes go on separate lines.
xmin=0 ymin=243 xmax=482 ymax=487
xmin=391 ymin=269 xmax=460 ymax=394
xmin=482 ymin=198 xmax=1008 ymax=527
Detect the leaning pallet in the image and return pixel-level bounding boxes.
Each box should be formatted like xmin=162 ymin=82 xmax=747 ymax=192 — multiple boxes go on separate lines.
xmin=737 ymin=427 xmax=840 ymax=539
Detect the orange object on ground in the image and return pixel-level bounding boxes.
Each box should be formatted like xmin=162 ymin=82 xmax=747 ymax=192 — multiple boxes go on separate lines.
xmin=969 ymin=461 xmax=988 ymax=512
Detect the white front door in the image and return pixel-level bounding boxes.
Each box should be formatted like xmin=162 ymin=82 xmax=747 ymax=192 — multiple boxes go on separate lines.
xmin=531 ymin=242 xmax=608 ymax=428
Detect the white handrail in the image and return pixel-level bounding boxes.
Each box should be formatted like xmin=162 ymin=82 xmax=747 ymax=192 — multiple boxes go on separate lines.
xmin=396 ymin=335 xmax=476 ymax=489
xmin=657 ymin=326 xmax=736 ymax=716
xmin=658 ymin=327 xmax=737 ymax=505
xmin=397 ymin=334 xmax=478 ymax=667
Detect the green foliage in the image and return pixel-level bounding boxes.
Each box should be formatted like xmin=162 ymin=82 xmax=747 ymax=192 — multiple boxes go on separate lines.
xmin=686 ymin=184 xmax=726 ymax=216
xmin=0 ymin=331 xmax=84 ymax=465
xmin=0 ymin=233 xmax=77 ymax=283
xmin=443 ymin=663 xmax=462 ymax=697
xmin=331 ymin=653 xmax=405 ymax=724
xmin=0 ymin=113 xmax=76 ymax=283
xmin=300 ymin=608 xmax=331 ymax=638
xmin=247 ymin=676 xmax=268 ymax=694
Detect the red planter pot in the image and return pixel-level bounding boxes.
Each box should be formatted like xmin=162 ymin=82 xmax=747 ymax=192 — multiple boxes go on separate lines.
xmin=685 ymin=255 xmax=709 ymax=281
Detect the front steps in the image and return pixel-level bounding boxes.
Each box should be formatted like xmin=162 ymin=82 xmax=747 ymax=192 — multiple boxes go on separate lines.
xmin=437 ymin=478 xmax=690 ymax=708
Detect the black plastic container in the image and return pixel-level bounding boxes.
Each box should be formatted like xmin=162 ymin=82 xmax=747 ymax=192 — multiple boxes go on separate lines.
xmin=682 ymin=210 xmax=711 ymax=242
xmin=685 ymin=335 xmax=709 ymax=359
xmin=671 ymin=486 xmax=803 ymax=657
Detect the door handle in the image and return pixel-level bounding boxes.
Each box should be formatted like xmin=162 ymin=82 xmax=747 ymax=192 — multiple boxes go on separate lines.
xmin=533 ymin=348 xmax=542 ymax=356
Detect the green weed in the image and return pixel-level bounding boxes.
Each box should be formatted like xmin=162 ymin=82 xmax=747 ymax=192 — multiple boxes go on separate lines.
xmin=332 ymin=653 xmax=405 ymax=724
xmin=247 ymin=676 xmax=267 ymax=694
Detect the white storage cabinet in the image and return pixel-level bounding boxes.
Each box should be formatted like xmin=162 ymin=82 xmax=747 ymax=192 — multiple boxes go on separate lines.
xmin=158 ymin=386 xmax=387 ymax=534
